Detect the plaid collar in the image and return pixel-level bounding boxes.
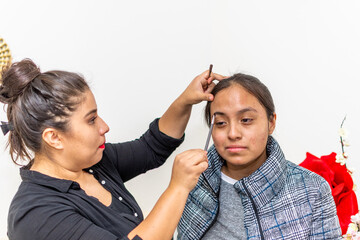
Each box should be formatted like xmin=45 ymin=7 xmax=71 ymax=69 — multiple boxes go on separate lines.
xmin=204 ymin=136 xmax=287 ymax=207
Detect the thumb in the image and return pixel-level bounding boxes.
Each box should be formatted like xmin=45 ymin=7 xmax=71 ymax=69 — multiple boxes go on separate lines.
xmin=199 ymin=161 xmax=209 ymax=172
xmin=204 ymin=93 xmax=214 ymax=101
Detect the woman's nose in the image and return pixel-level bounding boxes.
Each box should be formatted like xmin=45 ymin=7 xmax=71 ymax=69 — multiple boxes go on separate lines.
xmin=99 ymin=117 xmax=110 ymax=135
xmin=228 ymin=123 xmax=242 ymax=140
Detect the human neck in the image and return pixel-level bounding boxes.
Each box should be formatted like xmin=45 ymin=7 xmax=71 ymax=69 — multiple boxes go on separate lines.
xmin=31 ymin=153 xmax=84 ymax=181
xmin=221 ymin=164 xmax=253 ymax=180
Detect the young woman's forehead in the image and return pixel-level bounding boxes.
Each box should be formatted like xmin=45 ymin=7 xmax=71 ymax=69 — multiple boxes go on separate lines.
xmin=213 ymin=107 xmax=258 ymax=117
xmin=212 ymin=86 xmax=264 ymax=110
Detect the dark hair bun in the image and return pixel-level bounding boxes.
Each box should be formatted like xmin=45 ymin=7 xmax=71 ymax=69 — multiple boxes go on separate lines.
xmin=0 ymin=58 xmax=41 ymax=104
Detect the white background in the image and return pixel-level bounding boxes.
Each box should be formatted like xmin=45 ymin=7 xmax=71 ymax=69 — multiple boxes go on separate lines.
xmin=1 ymin=0 xmax=360 ymax=237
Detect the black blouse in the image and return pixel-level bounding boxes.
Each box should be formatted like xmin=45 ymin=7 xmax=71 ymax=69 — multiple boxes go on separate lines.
xmin=7 ymin=119 xmax=184 ymax=240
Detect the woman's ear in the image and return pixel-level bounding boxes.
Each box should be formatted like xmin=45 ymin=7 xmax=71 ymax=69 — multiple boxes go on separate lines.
xmin=268 ymin=113 xmax=277 ymax=135
xmin=42 ymin=128 xmax=64 ymax=150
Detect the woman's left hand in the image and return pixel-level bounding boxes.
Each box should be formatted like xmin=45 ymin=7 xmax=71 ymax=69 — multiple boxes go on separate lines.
xmin=179 ymin=70 xmax=227 ymax=106
xmin=159 ymin=69 xmax=226 ymax=139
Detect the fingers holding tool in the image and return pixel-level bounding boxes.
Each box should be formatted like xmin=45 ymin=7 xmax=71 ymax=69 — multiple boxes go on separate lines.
xmin=170 ymin=149 xmax=209 ymax=192
xmin=180 ymin=64 xmax=226 ymax=105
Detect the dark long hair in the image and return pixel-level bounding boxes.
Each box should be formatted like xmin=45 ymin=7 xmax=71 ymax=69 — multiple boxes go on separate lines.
xmin=205 ymin=73 xmax=275 ymax=127
xmin=0 ymin=59 xmax=89 ymax=165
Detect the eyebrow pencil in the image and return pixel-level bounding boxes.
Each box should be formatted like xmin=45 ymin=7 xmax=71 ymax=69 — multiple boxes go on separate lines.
xmin=208 ymin=64 xmax=213 ymax=78
xmin=204 ymin=114 xmax=215 ymax=151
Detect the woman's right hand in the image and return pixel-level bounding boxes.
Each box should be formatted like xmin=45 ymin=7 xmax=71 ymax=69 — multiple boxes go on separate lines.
xmin=169 ymin=149 xmax=208 ymax=192
xmin=127 ymin=149 xmax=208 ymax=240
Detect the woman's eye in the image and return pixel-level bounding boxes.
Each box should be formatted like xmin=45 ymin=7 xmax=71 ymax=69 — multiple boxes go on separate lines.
xmin=89 ymin=116 xmax=97 ymax=124
xmin=215 ymin=121 xmax=226 ymax=127
xmin=241 ymin=118 xmax=253 ymax=124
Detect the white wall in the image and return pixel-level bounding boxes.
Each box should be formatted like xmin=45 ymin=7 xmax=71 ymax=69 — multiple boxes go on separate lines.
xmin=1 ymin=0 xmax=360 ymax=237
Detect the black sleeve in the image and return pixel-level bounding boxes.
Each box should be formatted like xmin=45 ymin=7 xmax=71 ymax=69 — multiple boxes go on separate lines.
xmin=104 ymin=118 xmax=184 ymax=182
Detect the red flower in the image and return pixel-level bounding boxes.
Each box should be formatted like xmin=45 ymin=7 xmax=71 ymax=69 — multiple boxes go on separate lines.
xmin=300 ymin=152 xmax=359 ymax=234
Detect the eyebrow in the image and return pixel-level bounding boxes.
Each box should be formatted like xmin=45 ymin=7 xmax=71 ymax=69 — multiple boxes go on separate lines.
xmin=213 ymin=107 xmax=258 ymax=116
xmin=84 ymin=109 xmax=97 ymax=118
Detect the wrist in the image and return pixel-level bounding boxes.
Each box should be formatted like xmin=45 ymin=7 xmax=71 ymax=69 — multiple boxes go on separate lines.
xmin=175 ymin=93 xmax=193 ymax=109
xmin=167 ymin=181 xmax=191 ymax=196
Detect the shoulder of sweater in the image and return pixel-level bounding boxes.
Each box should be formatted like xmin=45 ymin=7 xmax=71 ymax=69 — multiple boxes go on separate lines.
xmin=284 ymin=160 xmax=328 ymax=188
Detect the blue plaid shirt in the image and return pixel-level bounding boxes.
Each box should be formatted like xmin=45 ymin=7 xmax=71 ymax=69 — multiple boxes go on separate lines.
xmin=177 ymin=136 xmax=341 ymax=239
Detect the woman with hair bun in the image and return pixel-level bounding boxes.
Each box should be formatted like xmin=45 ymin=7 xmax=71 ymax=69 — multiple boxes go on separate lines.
xmin=0 ymin=59 xmax=225 ymax=240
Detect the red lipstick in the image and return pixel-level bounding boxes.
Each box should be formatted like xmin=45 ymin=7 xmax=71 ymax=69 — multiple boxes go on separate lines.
xmin=99 ymin=143 xmax=105 ymax=149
